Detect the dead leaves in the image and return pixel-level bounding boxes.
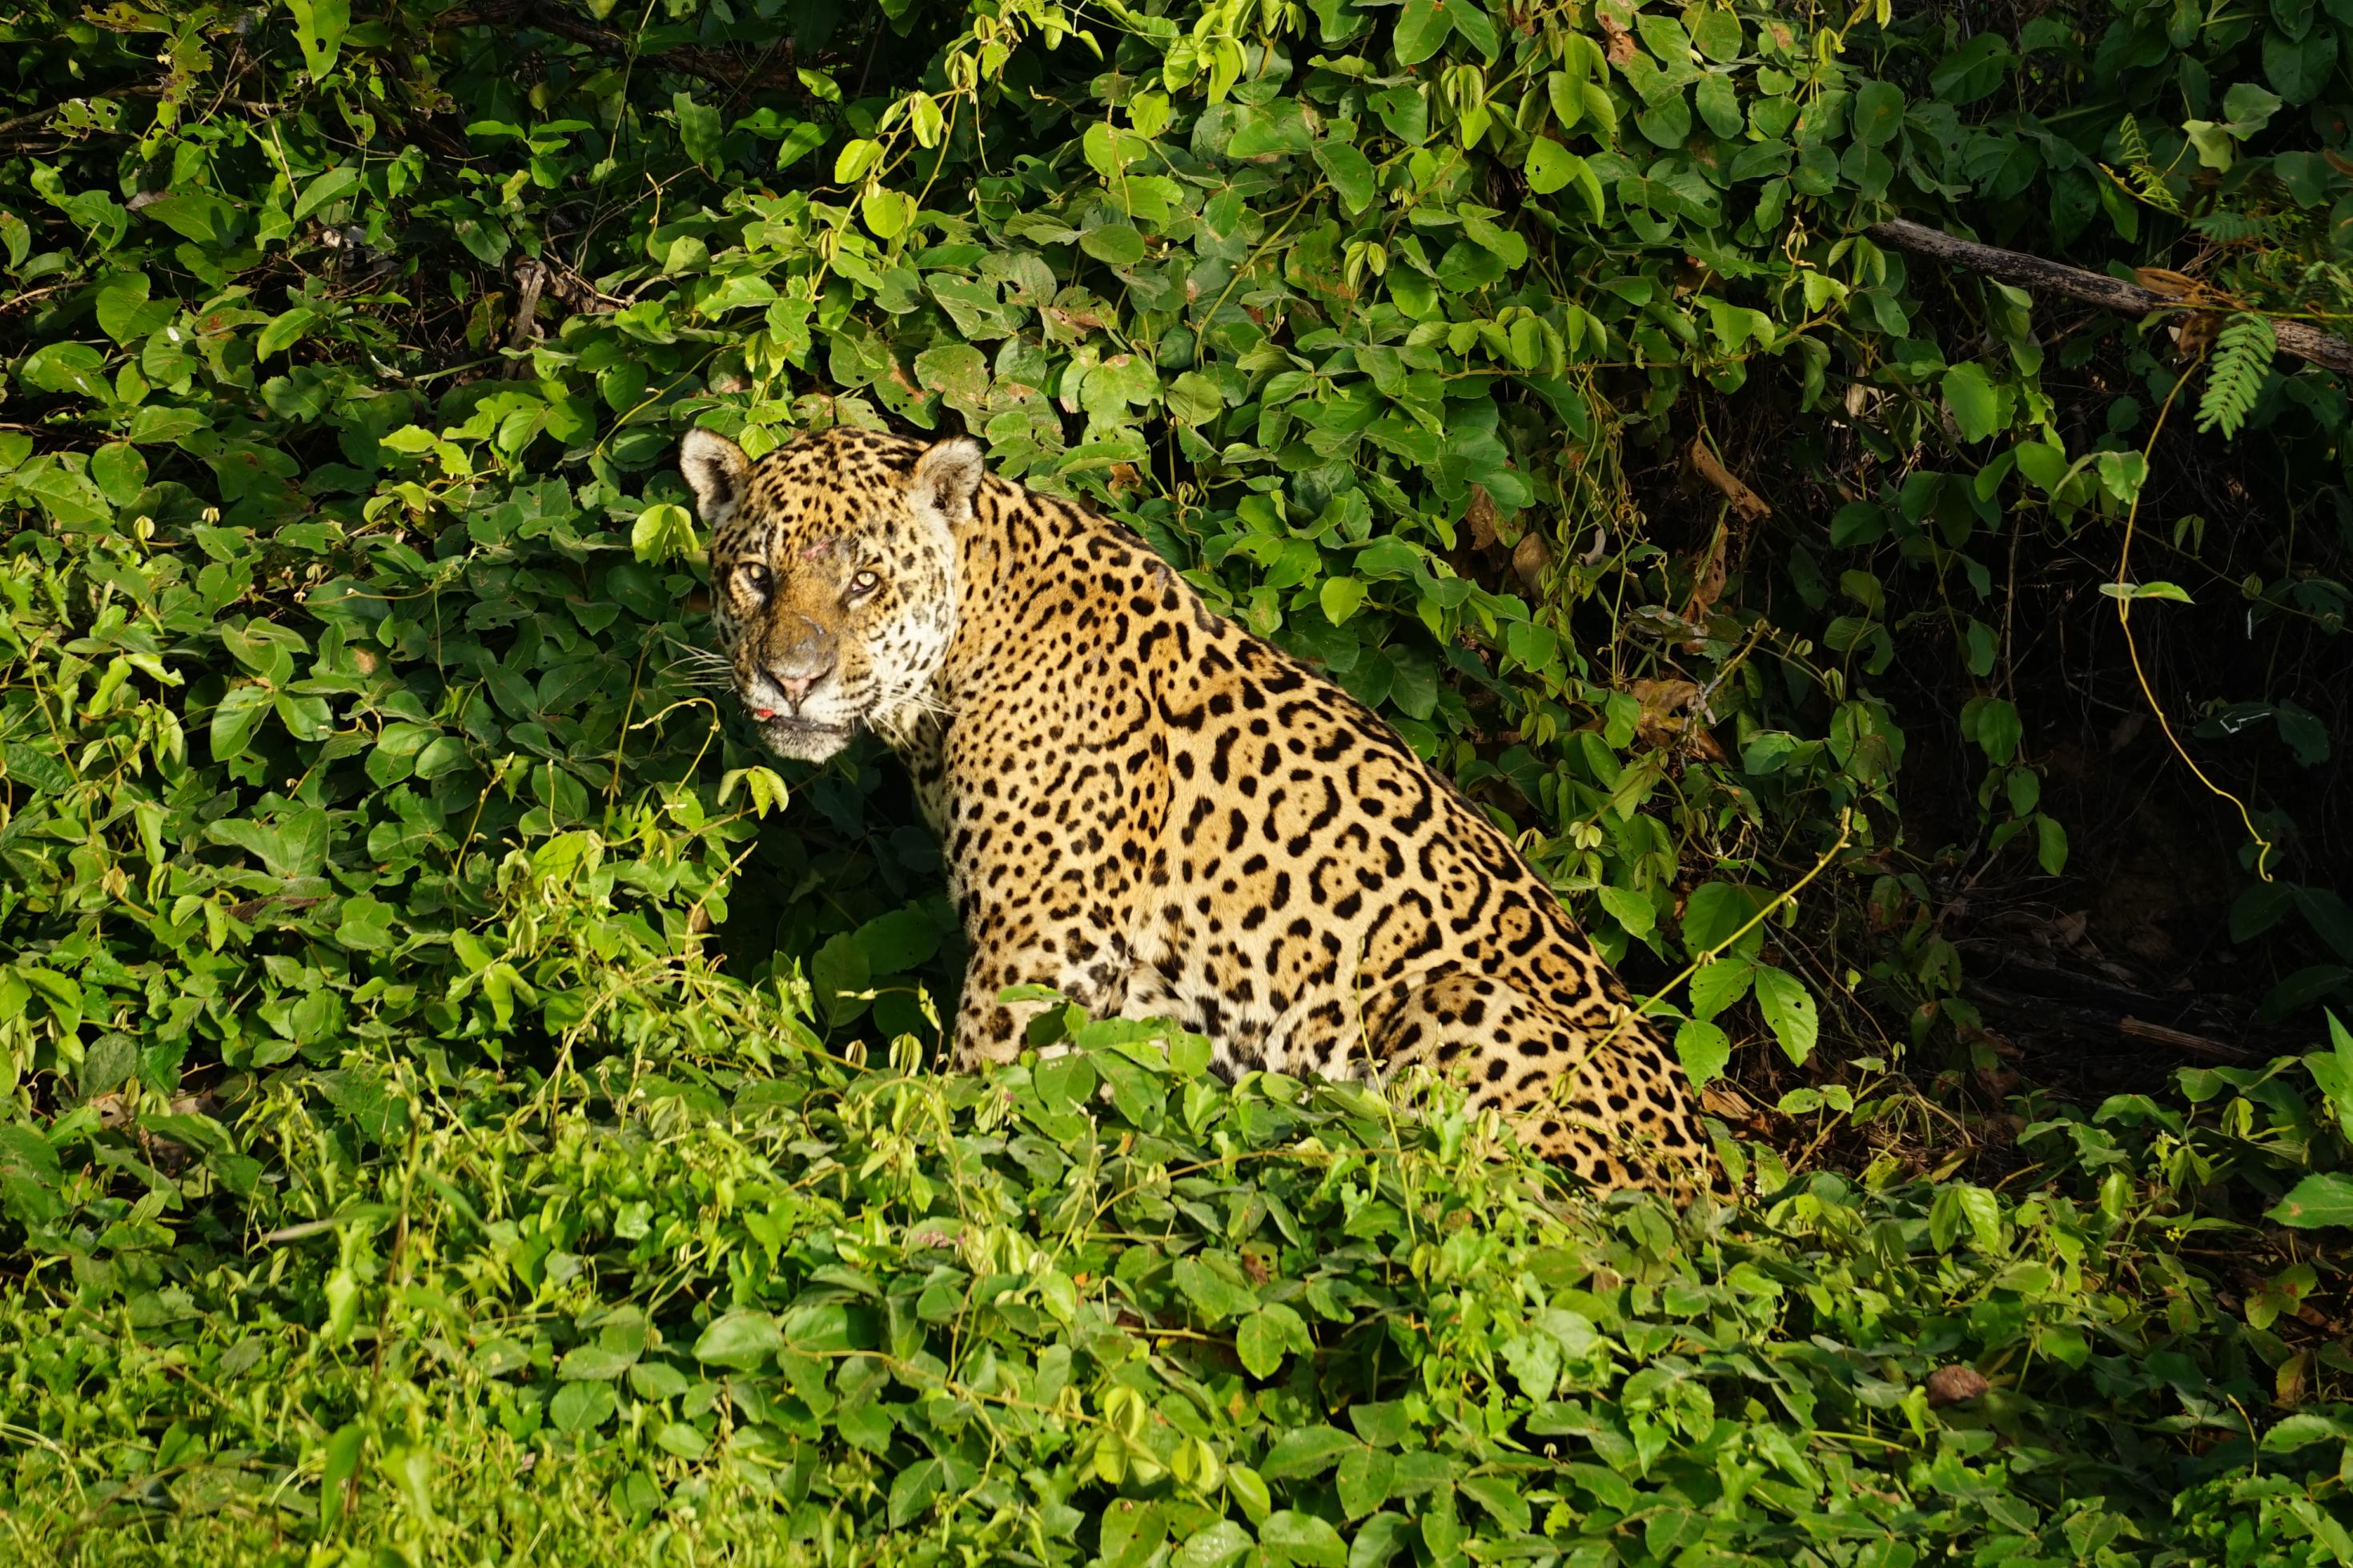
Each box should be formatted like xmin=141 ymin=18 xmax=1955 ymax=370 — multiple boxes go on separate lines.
xmin=1687 ymin=436 xmax=1773 ymax=523
xmin=2130 ymin=268 xmax=2240 ymax=359
xmin=1596 ymin=7 xmax=1637 ymax=62
xmin=1684 ymin=519 xmax=1729 ymax=633
xmin=1625 ymin=676 xmax=1726 ymax=761
xmin=1461 ymin=483 xmax=1554 ymax=594
xmin=1465 ymin=484 xmax=1501 ymax=551
xmin=1512 ymin=533 xmax=1552 ymax=593
xmin=2131 ymin=266 xmax=2235 ymax=307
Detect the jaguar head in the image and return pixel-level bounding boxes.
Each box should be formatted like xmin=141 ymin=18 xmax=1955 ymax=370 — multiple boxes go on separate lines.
xmin=680 ymin=426 xmax=983 ymax=761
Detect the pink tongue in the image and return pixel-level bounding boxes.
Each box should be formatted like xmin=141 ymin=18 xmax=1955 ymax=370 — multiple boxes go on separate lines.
xmin=753 ymin=708 xmax=775 ymax=720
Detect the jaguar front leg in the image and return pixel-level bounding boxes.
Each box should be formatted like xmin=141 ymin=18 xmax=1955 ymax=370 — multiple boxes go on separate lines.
xmin=950 ymin=922 xmax=1139 ymax=1069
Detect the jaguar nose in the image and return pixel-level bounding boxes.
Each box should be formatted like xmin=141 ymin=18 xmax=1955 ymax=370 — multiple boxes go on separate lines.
xmin=763 ymin=655 xmax=836 ymax=713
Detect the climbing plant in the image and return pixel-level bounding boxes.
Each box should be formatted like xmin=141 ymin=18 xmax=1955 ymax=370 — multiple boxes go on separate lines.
xmin=4 ymin=0 xmax=2353 ymax=1557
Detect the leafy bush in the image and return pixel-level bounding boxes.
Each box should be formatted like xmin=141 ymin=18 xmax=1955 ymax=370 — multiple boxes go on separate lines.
xmin=7 ymin=1005 xmax=2353 ymax=1565
xmin=6 ymin=0 xmax=2353 ymax=1559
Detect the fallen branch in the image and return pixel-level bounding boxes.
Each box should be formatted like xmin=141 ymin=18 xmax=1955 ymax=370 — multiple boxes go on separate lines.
xmin=2118 ymin=1015 xmax=2252 ymax=1062
xmin=1866 ymin=217 xmax=2353 ymax=375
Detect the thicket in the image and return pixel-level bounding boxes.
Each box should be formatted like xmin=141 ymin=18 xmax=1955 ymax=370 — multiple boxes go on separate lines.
xmin=6 ymin=0 xmax=2353 ymax=1561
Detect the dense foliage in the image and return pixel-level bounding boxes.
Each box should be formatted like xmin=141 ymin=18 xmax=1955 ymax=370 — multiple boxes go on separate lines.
xmin=12 ymin=1005 xmax=2353 ymax=1564
xmin=5 ymin=0 xmax=2353 ymax=1559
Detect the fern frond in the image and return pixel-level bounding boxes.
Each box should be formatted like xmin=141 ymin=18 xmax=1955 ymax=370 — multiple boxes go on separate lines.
xmin=2195 ymin=311 xmax=2276 ymax=440
xmin=2111 ymin=114 xmax=2185 ymax=215
xmin=2192 ymin=210 xmax=2275 ymax=244
xmin=2116 ymin=113 xmax=2151 ymax=166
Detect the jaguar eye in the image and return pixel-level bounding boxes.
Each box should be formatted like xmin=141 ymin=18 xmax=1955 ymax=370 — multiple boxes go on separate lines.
xmin=847 ymin=569 xmax=881 ymax=600
xmin=737 ymin=563 xmax=773 ymax=598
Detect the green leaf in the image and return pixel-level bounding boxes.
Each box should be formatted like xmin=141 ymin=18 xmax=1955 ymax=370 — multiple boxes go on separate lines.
xmin=1174 ymin=1522 xmax=1254 ymax=1568
xmin=2268 ymin=1173 xmax=2353 ymax=1229
xmin=2098 ymin=580 xmax=2194 ymax=605
xmin=1851 ymin=80 xmax=1905 ymax=145
xmin=1594 ymin=882 xmax=1654 ymax=937
xmin=1683 ymin=882 xmax=1765 ymax=955
xmin=836 ymin=138 xmax=881 ymax=182
xmin=813 ymin=933 xmax=870 ymax=1027
xmin=1261 ymin=1424 xmax=1355 ymax=1480
xmin=1167 ymin=370 xmax=1226 ymax=424
xmin=1262 ymin=1511 xmax=1347 ymax=1568
xmin=1461 ymin=215 xmax=1526 ymax=269
xmin=335 ymin=895 xmax=396 ymax=952
xmin=137 ymin=192 xmax=231 ymax=244
xmin=1930 ymin=33 xmax=2013 ymax=103
xmin=631 ymin=503 xmax=698 ymax=563
xmin=693 ymin=1309 xmax=783 ymax=1369
xmin=1175 ymin=1254 xmax=1258 ymax=1323
xmin=2094 ymin=451 xmax=2148 ymax=503
xmin=676 ymin=92 xmax=725 ymax=170
xmin=1691 ymin=7 xmax=1743 ymax=60
xmin=380 ymin=424 xmax=438 ymax=455
xmin=1391 ymin=0 xmax=1452 ymax=66
xmin=256 ymin=307 xmax=320 ymax=360
xmin=557 ymin=1343 xmax=639 ymax=1381
xmin=208 ymin=685 xmax=273 ymax=762
xmin=18 ymin=970 xmax=83 ymax=1030
xmin=889 ymin=1456 xmax=974 ymax=1526
xmin=1524 ymin=138 xmax=1580 ymax=196
xmin=292 ymin=165 xmax=361 ymax=223
xmin=95 ymin=274 xmax=170 ymax=344
xmin=1079 ymin=223 xmax=1146 ymax=266
xmin=285 ymin=0 xmax=350 ymax=80
xmin=2013 ymin=439 xmax=2070 ymax=494
xmin=1460 ymin=1475 xmax=1531 ymax=1534
xmin=653 ymin=1421 xmax=709 ymax=1458
xmin=1688 ymin=956 xmax=1753 ymax=1021
xmin=549 ymin=1381 xmax=616 ymax=1432
xmin=2034 ymin=813 xmax=2070 ymax=876
xmin=2197 ymin=313 xmax=2276 ymax=439
xmin=1312 ymin=142 xmax=1377 ymax=213
xmin=777 ymin=120 xmax=828 ymax=168
xmin=1695 ymin=74 xmax=1743 ymax=138
xmin=1228 ymin=105 xmax=1315 ymax=158
xmin=1319 ymin=576 xmax=1366 ymax=625
xmin=1673 ymin=1019 xmax=1731 ymax=1085
xmin=1236 ymin=1302 xmax=1309 ymax=1375
xmin=110 ymin=398 xmax=195 ymax=451
xmin=1033 ymin=1052 xmax=1098 ymax=1115
xmin=861 ymin=186 xmax=915 ymax=240
xmin=2222 ymin=81 xmax=2284 ymax=134
xmin=1336 ymin=1446 xmax=1393 ymax=1519
xmin=1751 ymin=965 xmax=1819 ymax=1065
xmin=1941 ymin=363 xmax=2001 ymax=443
xmin=1226 ymin=1464 xmax=1272 ymax=1524
xmin=2264 ymin=25 xmax=2337 ymax=102
xmin=1969 ymin=697 xmax=2023 ymax=765
xmin=17 ymin=462 xmax=111 ymax=527
xmin=90 ymin=443 xmax=147 ymax=507
xmin=18 ymin=343 xmax=110 ymax=400
xmin=2263 ymin=1412 xmax=2349 ymax=1451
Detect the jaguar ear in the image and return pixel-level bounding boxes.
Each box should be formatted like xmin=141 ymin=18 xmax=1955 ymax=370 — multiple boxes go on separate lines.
xmin=907 ymin=436 xmax=985 ymax=529
xmin=679 ymin=428 xmax=751 ymax=527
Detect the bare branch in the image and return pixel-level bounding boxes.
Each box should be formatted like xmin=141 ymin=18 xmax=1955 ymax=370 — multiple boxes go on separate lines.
xmin=1866 ymin=217 xmax=2353 ymax=375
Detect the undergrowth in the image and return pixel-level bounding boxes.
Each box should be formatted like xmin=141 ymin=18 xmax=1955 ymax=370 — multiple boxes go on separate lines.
xmin=7 ymin=0 xmax=2353 ymax=1561
xmin=7 ymin=992 xmax=2353 ymax=1565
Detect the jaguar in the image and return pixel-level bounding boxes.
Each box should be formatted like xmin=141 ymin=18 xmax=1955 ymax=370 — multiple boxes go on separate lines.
xmin=680 ymin=423 xmax=1717 ymax=1195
